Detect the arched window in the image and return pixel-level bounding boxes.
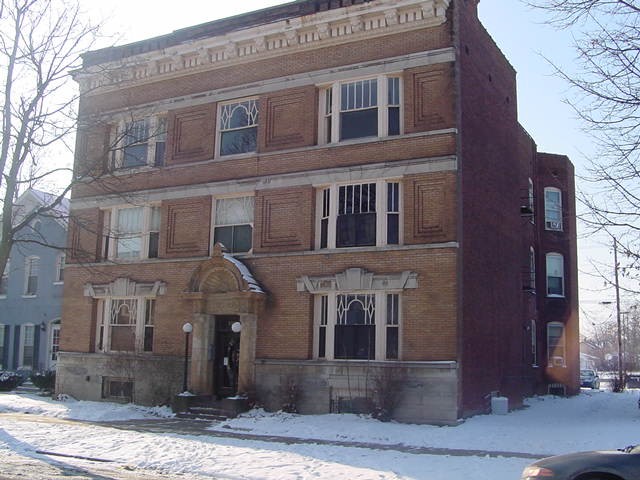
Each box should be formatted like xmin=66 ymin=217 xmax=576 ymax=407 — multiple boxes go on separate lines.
xmin=546 ymin=253 xmax=564 ymax=297
xmin=544 ymin=187 xmax=563 ymax=231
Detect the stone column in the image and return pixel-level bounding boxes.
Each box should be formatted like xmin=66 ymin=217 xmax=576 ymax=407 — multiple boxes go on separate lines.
xmin=189 ymin=314 xmax=212 ymax=394
xmin=237 ymin=313 xmax=257 ymax=395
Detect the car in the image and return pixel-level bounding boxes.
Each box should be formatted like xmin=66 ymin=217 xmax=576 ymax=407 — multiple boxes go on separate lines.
xmin=580 ymin=369 xmax=600 ymax=389
xmin=521 ymin=445 xmax=640 ymax=479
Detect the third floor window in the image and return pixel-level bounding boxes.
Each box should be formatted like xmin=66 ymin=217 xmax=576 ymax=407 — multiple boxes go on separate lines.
xmin=111 ymin=116 xmax=166 ymax=169
xmin=544 ymin=187 xmax=563 ymax=231
xmin=218 ymin=99 xmax=259 ymax=156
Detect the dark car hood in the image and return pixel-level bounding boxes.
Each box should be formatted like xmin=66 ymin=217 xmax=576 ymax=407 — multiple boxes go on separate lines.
xmin=534 ymin=450 xmax=638 ymax=478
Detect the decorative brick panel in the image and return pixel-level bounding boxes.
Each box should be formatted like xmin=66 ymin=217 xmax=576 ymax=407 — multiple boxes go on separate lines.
xmin=254 ymin=186 xmax=314 ymax=253
xmin=166 ymin=103 xmax=216 ymax=165
xmin=160 ymin=196 xmax=211 ymax=257
xmin=405 ymin=172 xmax=457 ymax=244
xmin=67 ymin=208 xmax=102 ymax=264
xmin=258 ymin=86 xmax=317 ymax=152
xmin=404 ymin=64 xmax=455 ymax=134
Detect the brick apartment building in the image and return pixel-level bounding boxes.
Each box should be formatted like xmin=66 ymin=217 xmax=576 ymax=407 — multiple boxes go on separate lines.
xmin=57 ymin=0 xmax=579 ymax=424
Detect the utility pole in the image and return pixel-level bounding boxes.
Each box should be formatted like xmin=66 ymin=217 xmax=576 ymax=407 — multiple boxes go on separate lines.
xmin=613 ymin=237 xmax=624 ymax=389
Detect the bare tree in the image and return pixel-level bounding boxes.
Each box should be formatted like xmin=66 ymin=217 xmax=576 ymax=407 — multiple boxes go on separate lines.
xmin=0 ymin=0 xmax=101 ymax=275
xmin=526 ymin=1 xmax=640 ymax=283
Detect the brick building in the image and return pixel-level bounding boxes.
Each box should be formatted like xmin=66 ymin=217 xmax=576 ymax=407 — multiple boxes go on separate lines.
xmin=57 ymin=0 xmax=579 ymax=424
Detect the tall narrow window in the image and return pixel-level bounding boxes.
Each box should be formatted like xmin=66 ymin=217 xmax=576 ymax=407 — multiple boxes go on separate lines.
xmin=144 ymin=299 xmax=155 ymax=352
xmin=22 ymin=325 xmax=35 ymax=368
xmin=529 ymin=247 xmax=536 ymax=291
xmin=153 ymin=117 xmax=167 ymax=167
xmin=148 ymin=207 xmax=161 ymax=259
xmin=531 ymin=319 xmax=537 ymax=367
xmin=528 ymin=178 xmax=535 ymax=221
xmin=320 ymin=189 xmax=330 ymax=249
xmin=55 ymin=254 xmax=65 ymax=283
xmin=387 ymin=182 xmax=400 ymax=245
xmin=122 ymin=119 xmax=149 ymax=168
xmin=547 ymin=322 xmax=565 ymax=366
xmin=219 ymin=99 xmax=258 ymax=156
xmin=0 ymin=260 xmax=9 ymax=296
xmin=213 ymin=196 xmax=254 ymax=253
xmin=115 ymin=207 xmax=143 ymax=259
xmin=110 ymin=299 xmax=137 ymax=351
xmin=337 ymin=183 xmax=377 ymax=247
xmin=386 ymin=294 xmax=399 ymax=359
xmin=387 ymin=77 xmax=401 ymax=136
xmin=24 ymin=257 xmax=39 ymax=295
xmin=318 ymin=295 xmax=328 ymax=359
xmin=546 ymin=253 xmax=565 ymax=297
xmin=51 ymin=323 xmax=61 ymax=362
xmin=334 ymin=294 xmax=376 ymax=360
xmin=544 ymin=187 xmax=563 ymax=231
xmin=0 ymin=325 xmax=5 ymax=369
xmin=323 ymin=89 xmax=333 ymax=144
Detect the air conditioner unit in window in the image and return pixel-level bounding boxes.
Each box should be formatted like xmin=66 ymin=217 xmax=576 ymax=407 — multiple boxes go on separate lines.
xmin=551 ymin=356 xmax=565 ymax=367
xmin=546 ymin=220 xmax=562 ymax=230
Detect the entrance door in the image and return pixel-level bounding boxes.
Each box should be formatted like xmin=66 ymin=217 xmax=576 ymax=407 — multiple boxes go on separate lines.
xmin=214 ymin=316 xmax=240 ymax=398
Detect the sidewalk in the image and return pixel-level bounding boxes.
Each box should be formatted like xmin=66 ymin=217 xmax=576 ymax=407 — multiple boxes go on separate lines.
xmin=96 ymin=417 xmax=547 ymax=460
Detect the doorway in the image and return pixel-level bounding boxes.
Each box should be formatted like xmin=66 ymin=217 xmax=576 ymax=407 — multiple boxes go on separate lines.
xmin=214 ymin=315 xmax=240 ymax=398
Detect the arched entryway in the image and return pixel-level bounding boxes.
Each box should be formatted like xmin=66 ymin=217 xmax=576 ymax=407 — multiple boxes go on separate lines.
xmin=182 ymin=244 xmax=265 ymax=398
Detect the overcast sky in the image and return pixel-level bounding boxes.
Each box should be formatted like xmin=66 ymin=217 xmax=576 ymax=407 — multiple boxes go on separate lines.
xmin=85 ymin=0 xmax=613 ymax=328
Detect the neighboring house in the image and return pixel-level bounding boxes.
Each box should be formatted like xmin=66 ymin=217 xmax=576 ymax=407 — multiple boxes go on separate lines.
xmin=0 ymin=189 xmax=68 ymax=373
xmin=58 ymin=0 xmax=578 ymax=424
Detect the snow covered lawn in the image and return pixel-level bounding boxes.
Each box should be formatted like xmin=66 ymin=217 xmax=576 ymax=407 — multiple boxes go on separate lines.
xmin=0 ymin=389 xmax=638 ymax=479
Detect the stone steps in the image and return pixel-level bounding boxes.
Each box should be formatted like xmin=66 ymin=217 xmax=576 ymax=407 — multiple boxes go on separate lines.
xmin=13 ymin=380 xmax=41 ymax=395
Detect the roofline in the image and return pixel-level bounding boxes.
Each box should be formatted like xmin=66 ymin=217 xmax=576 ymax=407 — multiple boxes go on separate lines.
xmin=82 ymin=0 xmax=373 ymax=67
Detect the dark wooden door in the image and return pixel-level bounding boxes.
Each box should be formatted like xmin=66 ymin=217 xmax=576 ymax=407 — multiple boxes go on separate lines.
xmin=214 ymin=315 xmax=240 ymax=398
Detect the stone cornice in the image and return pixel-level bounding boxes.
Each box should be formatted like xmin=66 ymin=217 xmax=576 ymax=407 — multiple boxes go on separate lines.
xmin=75 ymin=0 xmax=451 ymax=95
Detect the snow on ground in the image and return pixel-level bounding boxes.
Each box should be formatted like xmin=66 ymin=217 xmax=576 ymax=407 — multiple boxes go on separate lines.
xmin=0 ymin=389 xmax=638 ymax=479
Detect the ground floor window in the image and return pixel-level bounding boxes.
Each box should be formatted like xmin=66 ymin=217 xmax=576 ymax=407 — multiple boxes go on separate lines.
xmin=50 ymin=322 xmax=60 ymax=363
xmin=21 ymin=324 xmax=35 ymax=369
xmin=0 ymin=325 xmax=6 ymax=369
xmin=102 ymin=377 xmax=133 ymax=402
xmin=315 ymin=292 xmax=400 ymax=361
xmin=547 ymin=322 xmax=565 ymax=367
xmin=96 ymin=298 xmax=156 ymax=353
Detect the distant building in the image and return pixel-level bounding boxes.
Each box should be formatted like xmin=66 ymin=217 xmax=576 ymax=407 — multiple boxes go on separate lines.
xmin=59 ymin=0 xmax=578 ymax=423
xmin=0 ymin=189 xmax=68 ymax=372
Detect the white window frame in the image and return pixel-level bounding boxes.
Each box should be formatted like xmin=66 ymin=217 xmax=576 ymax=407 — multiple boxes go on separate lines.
xmin=315 ymin=179 xmax=402 ymax=250
xmin=0 ymin=259 xmax=9 ymax=298
xmin=313 ymin=291 xmax=401 ymax=361
xmin=19 ymin=323 xmax=35 ymax=370
xmin=110 ymin=116 xmax=167 ymax=170
xmin=318 ymin=74 xmax=402 ymax=145
xmin=211 ymin=194 xmax=255 ymax=254
xmin=49 ymin=320 xmax=61 ymax=367
xmin=95 ymin=297 xmax=156 ymax=353
xmin=23 ymin=256 xmax=39 ymax=297
xmin=547 ymin=322 xmax=566 ymax=367
xmin=544 ymin=187 xmax=563 ymax=231
xmin=531 ymin=319 xmax=538 ymax=367
xmin=105 ymin=205 xmax=161 ymax=261
xmin=528 ymin=177 xmax=535 ymax=223
xmin=54 ymin=253 xmax=65 ymax=284
xmin=546 ymin=252 xmax=565 ymax=298
xmin=216 ymin=97 xmax=259 ymax=157
xmin=529 ymin=246 xmax=536 ymax=291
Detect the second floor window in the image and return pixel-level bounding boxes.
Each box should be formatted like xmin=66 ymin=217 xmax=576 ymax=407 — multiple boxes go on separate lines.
xmin=317 ymin=180 xmax=400 ymax=249
xmin=320 ymin=75 xmax=401 ymax=144
xmin=213 ymin=196 xmax=254 ymax=253
xmin=104 ymin=205 xmax=160 ymax=261
xmin=546 ymin=253 xmax=565 ymax=297
xmin=547 ymin=322 xmax=565 ymax=367
xmin=55 ymin=254 xmax=65 ymax=283
xmin=544 ymin=187 xmax=563 ymax=231
xmin=219 ymin=99 xmax=258 ymax=156
xmin=24 ymin=256 xmax=39 ymax=295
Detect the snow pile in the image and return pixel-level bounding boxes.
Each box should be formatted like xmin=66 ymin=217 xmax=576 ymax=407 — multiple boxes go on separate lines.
xmin=0 ymin=393 xmax=174 ymax=421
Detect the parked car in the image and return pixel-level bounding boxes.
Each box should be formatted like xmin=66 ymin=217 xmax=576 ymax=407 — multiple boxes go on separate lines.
xmin=521 ymin=445 xmax=640 ymax=479
xmin=580 ymin=369 xmax=600 ymax=389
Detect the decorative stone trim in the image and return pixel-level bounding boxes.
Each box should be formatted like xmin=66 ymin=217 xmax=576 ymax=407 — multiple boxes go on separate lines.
xmin=75 ymin=0 xmax=451 ymax=94
xmin=296 ymin=267 xmax=418 ymax=293
xmin=84 ymin=278 xmax=166 ymax=298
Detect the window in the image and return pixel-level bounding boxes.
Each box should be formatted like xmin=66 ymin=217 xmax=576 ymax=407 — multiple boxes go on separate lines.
xmin=105 ymin=205 xmax=161 ymax=260
xmin=111 ymin=116 xmax=166 ymax=169
xmin=50 ymin=322 xmax=60 ymax=362
xmin=213 ymin=196 xmax=254 ymax=253
xmin=544 ymin=187 xmax=563 ymax=231
xmin=219 ymin=99 xmax=258 ymax=156
xmin=55 ymin=254 xmax=65 ymax=283
xmin=315 ymin=292 xmax=400 ymax=361
xmin=0 ymin=325 xmax=5 ymax=369
xmin=96 ymin=298 xmax=156 ymax=353
xmin=0 ymin=260 xmax=9 ymax=296
xmin=102 ymin=377 xmax=133 ymax=402
xmin=531 ymin=319 xmax=537 ymax=367
xmin=528 ymin=247 xmax=536 ymax=291
xmin=547 ymin=322 xmax=565 ymax=367
xmin=319 ymin=75 xmax=401 ymax=144
xmin=24 ymin=256 xmax=39 ymax=296
xmin=546 ymin=253 xmax=564 ymax=297
xmin=317 ymin=180 xmax=400 ymax=249
xmin=21 ymin=324 xmax=35 ymax=369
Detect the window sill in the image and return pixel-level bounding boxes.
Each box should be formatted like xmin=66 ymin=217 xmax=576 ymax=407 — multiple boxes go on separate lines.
xmin=53 ymin=281 xmax=64 ymax=286
xmin=22 ymin=295 xmax=37 ymax=299
xmin=546 ymin=294 xmax=565 ymax=299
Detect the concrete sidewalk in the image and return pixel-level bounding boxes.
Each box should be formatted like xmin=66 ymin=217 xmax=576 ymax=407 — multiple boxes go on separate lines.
xmin=96 ymin=417 xmax=548 ymax=461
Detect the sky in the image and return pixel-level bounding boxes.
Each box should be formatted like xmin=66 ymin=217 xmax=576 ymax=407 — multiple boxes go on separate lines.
xmin=83 ymin=0 xmax=617 ymax=332
xmin=1 ymin=389 xmax=640 ymax=479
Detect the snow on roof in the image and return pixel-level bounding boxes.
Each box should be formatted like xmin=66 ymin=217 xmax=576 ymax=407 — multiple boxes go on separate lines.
xmin=223 ymin=253 xmax=265 ymax=294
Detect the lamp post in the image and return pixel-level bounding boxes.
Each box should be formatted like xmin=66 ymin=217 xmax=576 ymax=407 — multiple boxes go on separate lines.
xmin=182 ymin=322 xmax=193 ymax=393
